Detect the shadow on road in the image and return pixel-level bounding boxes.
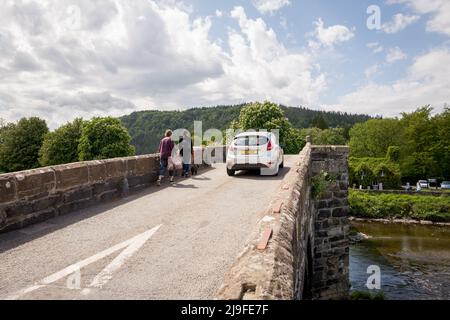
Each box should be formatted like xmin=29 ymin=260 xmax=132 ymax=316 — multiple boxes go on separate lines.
xmin=0 ymin=167 xmax=214 ymax=254
xmin=232 ymin=165 xmax=292 ymax=181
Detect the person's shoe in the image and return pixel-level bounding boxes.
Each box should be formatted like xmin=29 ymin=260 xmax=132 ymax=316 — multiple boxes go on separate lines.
xmin=170 ymin=177 xmax=175 ymax=184
xmin=157 ymin=180 xmax=161 ymax=186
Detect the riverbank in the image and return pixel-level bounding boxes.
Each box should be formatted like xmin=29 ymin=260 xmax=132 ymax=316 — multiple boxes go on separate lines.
xmin=349 ymin=217 xmax=450 ymax=227
xmin=349 ymin=190 xmax=450 ymax=223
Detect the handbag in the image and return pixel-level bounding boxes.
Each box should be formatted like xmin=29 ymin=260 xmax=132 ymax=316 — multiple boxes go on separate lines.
xmin=168 ymin=157 xmax=175 ymax=171
xmin=171 ymin=155 xmax=183 ymax=170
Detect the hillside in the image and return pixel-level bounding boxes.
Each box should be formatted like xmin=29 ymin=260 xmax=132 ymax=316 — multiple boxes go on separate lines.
xmin=120 ymin=104 xmax=371 ymax=155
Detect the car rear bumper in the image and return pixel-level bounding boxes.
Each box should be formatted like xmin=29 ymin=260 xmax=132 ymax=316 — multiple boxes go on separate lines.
xmin=228 ymin=163 xmax=271 ymax=170
xmin=226 ymin=155 xmax=278 ymax=171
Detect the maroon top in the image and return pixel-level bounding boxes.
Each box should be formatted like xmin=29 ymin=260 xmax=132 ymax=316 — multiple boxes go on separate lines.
xmin=159 ymin=137 xmax=175 ymax=160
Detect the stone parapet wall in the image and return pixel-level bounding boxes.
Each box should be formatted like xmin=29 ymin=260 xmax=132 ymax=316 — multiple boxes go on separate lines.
xmin=0 ymin=147 xmax=227 ymax=234
xmin=0 ymin=155 xmax=160 ymax=233
xmin=216 ymin=144 xmax=350 ymax=300
xmin=311 ymin=145 xmax=350 ymax=300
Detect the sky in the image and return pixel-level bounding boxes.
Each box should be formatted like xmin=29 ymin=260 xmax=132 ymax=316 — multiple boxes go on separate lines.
xmin=0 ymin=0 xmax=449 ymax=129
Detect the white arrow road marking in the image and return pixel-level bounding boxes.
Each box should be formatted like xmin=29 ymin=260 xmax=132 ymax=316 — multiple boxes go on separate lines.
xmin=4 ymin=225 xmax=162 ymax=300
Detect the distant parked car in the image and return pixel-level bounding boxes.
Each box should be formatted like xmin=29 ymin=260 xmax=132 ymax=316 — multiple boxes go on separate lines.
xmin=418 ymin=180 xmax=429 ymax=188
xmin=428 ymin=179 xmax=438 ymax=189
xmin=441 ymin=181 xmax=450 ymax=190
xmin=226 ymin=132 xmax=284 ymax=176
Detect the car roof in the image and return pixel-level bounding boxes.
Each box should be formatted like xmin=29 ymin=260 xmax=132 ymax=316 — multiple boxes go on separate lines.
xmin=235 ymin=131 xmax=271 ymax=138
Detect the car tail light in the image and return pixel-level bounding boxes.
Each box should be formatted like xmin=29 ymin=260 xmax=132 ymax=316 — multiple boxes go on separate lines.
xmin=267 ymin=140 xmax=273 ymax=151
xmin=229 ymin=144 xmax=235 ymax=152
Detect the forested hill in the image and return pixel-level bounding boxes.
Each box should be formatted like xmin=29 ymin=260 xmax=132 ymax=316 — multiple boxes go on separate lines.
xmin=120 ymin=104 xmax=372 ymax=155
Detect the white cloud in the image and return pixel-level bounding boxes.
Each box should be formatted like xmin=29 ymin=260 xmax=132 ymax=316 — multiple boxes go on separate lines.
xmin=388 ymin=0 xmax=450 ymax=36
xmin=0 ymin=2 xmax=326 ymax=128
xmin=367 ymin=42 xmax=383 ymax=53
xmin=215 ymin=10 xmax=223 ymax=18
xmin=280 ymin=16 xmax=288 ymax=30
xmin=365 ymin=64 xmax=381 ymax=79
xmin=339 ymin=48 xmax=450 ymax=116
xmin=382 ymin=13 xmax=420 ymax=34
xmin=386 ymin=47 xmax=408 ymax=63
xmin=219 ymin=6 xmax=326 ymax=105
xmin=309 ymin=18 xmax=355 ymax=49
xmin=252 ymin=0 xmax=290 ymax=14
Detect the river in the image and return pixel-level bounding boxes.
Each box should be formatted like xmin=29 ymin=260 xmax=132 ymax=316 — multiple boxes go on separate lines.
xmin=350 ymin=221 xmax=450 ymax=300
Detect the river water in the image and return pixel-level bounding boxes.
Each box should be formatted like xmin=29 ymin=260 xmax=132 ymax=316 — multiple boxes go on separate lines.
xmin=350 ymin=221 xmax=450 ymax=300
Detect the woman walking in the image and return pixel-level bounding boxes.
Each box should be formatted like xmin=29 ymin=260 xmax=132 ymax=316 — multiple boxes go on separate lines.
xmin=157 ymin=130 xmax=175 ymax=186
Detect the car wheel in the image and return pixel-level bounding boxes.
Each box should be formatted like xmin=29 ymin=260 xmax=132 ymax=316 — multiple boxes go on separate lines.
xmin=279 ymin=160 xmax=284 ymax=169
xmin=273 ymin=164 xmax=280 ymax=176
xmin=227 ymin=169 xmax=235 ymax=177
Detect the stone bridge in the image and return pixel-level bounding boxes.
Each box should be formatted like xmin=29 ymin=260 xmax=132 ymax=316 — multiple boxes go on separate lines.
xmin=0 ymin=143 xmax=349 ymax=300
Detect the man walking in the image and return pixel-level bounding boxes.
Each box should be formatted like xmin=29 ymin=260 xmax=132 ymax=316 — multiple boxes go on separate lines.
xmin=180 ymin=132 xmax=193 ymax=178
xmin=157 ymin=130 xmax=175 ymax=186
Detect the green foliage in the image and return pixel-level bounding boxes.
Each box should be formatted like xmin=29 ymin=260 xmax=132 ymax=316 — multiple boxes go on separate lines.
xmin=374 ymin=163 xmax=402 ymax=190
xmin=235 ymin=101 xmax=304 ymax=154
xmin=121 ymin=104 xmax=371 ymax=155
xmin=386 ymin=146 xmax=400 ymax=163
xmin=78 ymin=117 xmax=135 ymax=161
xmin=0 ymin=117 xmax=48 ymax=172
xmin=349 ymin=118 xmax=403 ymax=158
xmin=286 ymin=128 xmax=306 ymax=155
xmin=349 ymin=156 xmax=401 ymax=189
xmin=300 ymin=127 xmax=347 ymax=145
xmin=311 ymin=114 xmax=329 ymax=130
xmin=282 ymin=106 xmax=371 ymax=129
xmin=39 ymin=118 xmax=84 ymax=166
xmin=312 ymin=171 xmax=338 ymax=199
xmin=349 ymin=107 xmax=450 ymax=182
xmin=349 ymin=190 xmax=450 ymax=222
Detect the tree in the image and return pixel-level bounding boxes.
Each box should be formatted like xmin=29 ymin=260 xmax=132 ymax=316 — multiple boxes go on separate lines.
xmin=78 ymin=117 xmax=135 ymax=161
xmin=311 ymin=114 xmax=329 ymax=130
xmin=235 ymin=101 xmax=303 ymax=154
xmin=349 ymin=118 xmax=403 ymax=157
xmin=300 ymin=127 xmax=347 ymax=145
xmin=0 ymin=117 xmax=48 ymax=172
xmin=386 ymin=146 xmax=400 ymax=163
xmin=39 ymin=118 xmax=84 ymax=166
xmin=431 ymin=107 xmax=450 ymax=179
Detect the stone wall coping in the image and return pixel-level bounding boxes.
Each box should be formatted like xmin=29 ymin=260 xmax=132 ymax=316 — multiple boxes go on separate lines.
xmin=311 ymin=145 xmax=349 ymax=153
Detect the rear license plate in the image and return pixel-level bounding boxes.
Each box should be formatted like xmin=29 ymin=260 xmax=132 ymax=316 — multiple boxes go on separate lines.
xmin=240 ymin=150 xmax=258 ymax=155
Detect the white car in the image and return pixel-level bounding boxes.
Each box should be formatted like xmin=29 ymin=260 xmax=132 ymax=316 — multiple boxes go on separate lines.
xmin=418 ymin=180 xmax=429 ymax=188
xmin=226 ymin=132 xmax=284 ymax=176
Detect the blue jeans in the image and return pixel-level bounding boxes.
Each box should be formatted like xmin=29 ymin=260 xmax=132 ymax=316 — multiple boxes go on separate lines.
xmin=159 ymin=158 xmax=174 ymax=177
xmin=183 ymin=163 xmax=191 ymax=175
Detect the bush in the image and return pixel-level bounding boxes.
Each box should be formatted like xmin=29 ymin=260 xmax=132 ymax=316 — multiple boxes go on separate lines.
xmin=78 ymin=117 xmax=135 ymax=161
xmin=349 ymin=190 xmax=450 ymax=222
xmin=39 ymin=118 xmax=84 ymax=166
xmin=0 ymin=117 xmax=48 ymax=172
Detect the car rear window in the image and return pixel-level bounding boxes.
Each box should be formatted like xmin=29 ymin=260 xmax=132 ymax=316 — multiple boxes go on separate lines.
xmin=234 ymin=136 xmax=269 ymax=146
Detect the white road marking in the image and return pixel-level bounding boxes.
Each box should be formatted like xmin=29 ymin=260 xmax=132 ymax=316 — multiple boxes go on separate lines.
xmin=4 ymin=225 xmax=162 ymax=300
xmin=82 ymin=224 xmax=161 ymax=295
